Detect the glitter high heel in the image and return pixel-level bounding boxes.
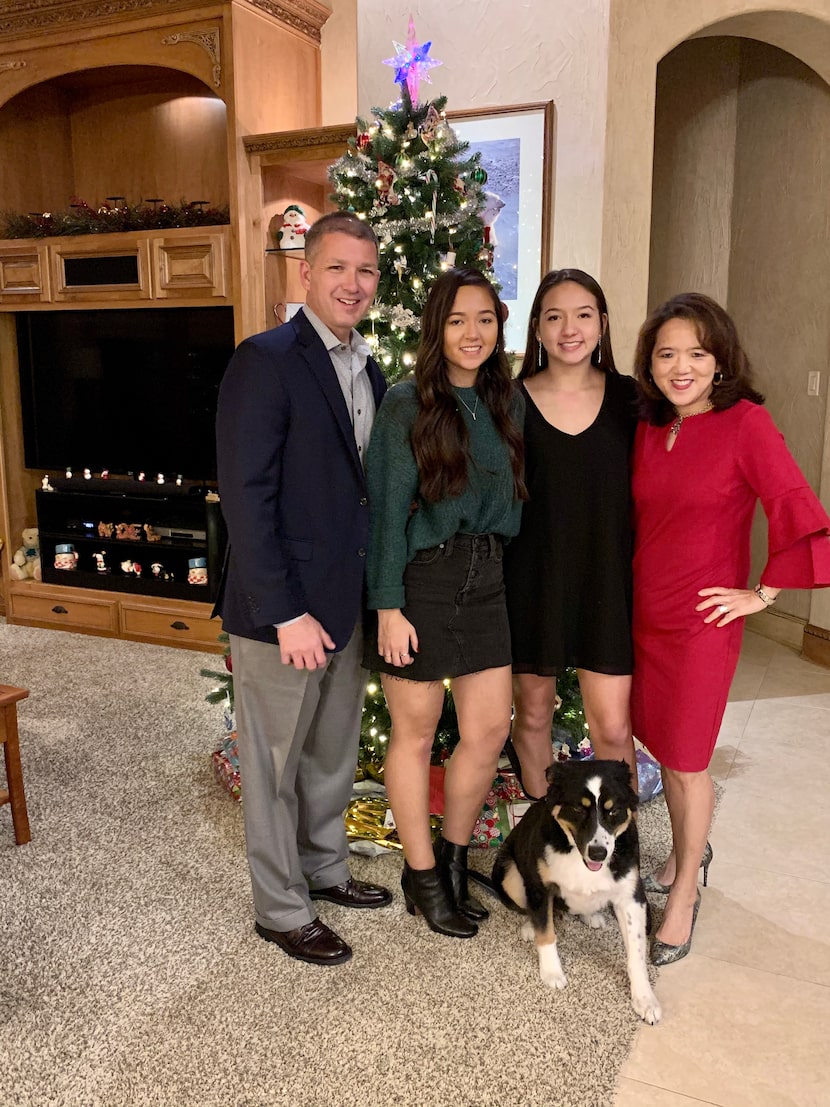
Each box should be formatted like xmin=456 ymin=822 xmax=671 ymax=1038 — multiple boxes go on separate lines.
xmin=651 ymin=890 xmax=701 ymax=967
xmin=642 ymin=841 xmax=713 ymax=894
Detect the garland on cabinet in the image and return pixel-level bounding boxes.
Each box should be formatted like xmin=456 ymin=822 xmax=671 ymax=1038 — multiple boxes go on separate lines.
xmin=1 ymin=197 xmax=230 ymax=239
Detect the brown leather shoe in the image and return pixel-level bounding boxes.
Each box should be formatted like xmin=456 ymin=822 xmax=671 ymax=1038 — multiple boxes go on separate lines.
xmin=254 ymin=919 xmax=352 ymax=965
xmin=308 ymin=877 xmax=392 ymax=909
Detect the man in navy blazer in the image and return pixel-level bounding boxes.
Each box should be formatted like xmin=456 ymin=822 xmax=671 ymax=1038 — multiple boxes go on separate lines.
xmin=215 ymin=213 xmax=390 ymax=965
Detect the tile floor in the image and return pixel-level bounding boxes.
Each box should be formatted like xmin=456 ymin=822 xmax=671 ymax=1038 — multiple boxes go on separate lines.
xmin=614 ymin=630 xmax=830 ymax=1107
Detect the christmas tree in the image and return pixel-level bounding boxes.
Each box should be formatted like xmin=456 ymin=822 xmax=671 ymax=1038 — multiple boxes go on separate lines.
xmin=328 ymin=24 xmax=494 ymax=382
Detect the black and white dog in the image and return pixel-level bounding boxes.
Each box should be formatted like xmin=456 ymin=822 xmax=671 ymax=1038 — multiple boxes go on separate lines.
xmin=492 ymin=758 xmax=661 ymax=1024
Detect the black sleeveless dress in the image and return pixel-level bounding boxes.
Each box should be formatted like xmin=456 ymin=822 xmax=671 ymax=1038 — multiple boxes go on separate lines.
xmin=504 ymin=373 xmax=638 ymax=676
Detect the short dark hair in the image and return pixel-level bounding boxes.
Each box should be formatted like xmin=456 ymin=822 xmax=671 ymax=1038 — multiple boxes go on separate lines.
xmin=519 ymin=268 xmax=617 ymax=379
xmin=304 ymin=212 xmax=379 ymax=262
xmin=634 ymin=292 xmax=764 ymax=424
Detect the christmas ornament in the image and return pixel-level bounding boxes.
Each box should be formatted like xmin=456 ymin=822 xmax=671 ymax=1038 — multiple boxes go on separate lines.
xmin=452 ymin=175 xmax=467 ymax=196
xmin=375 ymin=161 xmax=400 ymax=206
xmin=393 ymin=254 xmax=408 ymax=281
xmin=419 ymin=104 xmax=442 ymax=144
xmin=356 ymin=130 xmax=371 ymax=151
xmin=382 ymin=17 xmax=442 ymax=105
xmin=471 ymin=165 xmax=488 ymax=185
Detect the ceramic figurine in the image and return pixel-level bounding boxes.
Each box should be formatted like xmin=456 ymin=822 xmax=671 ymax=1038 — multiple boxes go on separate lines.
xmin=277 ymin=204 xmax=310 ymax=250
xmin=92 ymin=551 xmax=109 ymax=573
xmin=41 ymin=475 xmax=54 ymax=491
xmin=187 ymin=556 xmax=208 ymax=585
xmin=54 ymin=543 xmax=78 ymax=570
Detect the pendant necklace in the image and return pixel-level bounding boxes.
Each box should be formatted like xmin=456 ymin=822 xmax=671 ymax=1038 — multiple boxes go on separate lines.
xmin=669 ymin=401 xmax=713 ymax=439
xmin=457 ymin=391 xmax=479 ymax=421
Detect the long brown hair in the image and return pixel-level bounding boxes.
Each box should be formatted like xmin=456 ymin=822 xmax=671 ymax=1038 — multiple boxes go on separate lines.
xmin=411 ymin=269 xmax=526 ymax=503
xmin=634 ymin=293 xmax=764 ymax=425
xmin=519 ymin=268 xmax=617 ymax=379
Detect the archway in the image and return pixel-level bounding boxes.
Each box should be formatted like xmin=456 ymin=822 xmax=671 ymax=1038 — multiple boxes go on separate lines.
xmin=0 ymin=65 xmax=228 ymax=218
xmin=648 ymin=35 xmax=830 ymax=631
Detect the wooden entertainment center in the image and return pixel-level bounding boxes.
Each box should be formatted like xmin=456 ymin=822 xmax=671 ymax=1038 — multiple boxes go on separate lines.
xmin=0 ymin=0 xmax=350 ymax=653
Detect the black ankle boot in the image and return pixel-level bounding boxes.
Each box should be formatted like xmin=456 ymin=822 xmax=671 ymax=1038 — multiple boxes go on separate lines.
xmin=400 ymin=863 xmax=478 ymax=938
xmin=435 ymin=837 xmax=489 ymax=921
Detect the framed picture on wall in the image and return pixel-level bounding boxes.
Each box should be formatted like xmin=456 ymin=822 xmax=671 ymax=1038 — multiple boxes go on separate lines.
xmin=449 ymin=101 xmax=554 ymax=354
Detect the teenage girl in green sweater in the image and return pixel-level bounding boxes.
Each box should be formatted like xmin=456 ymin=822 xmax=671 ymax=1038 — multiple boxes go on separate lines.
xmin=364 ymin=268 xmax=526 ymax=938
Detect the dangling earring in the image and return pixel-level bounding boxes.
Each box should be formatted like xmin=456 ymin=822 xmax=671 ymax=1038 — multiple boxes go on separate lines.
xmin=537 ymin=343 xmax=543 ymax=369
xmin=713 ymin=370 xmax=723 ymax=385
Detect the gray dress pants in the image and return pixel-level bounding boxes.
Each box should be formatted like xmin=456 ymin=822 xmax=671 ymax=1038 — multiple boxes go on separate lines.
xmin=230 ymin=622 xmax=365 ymax=932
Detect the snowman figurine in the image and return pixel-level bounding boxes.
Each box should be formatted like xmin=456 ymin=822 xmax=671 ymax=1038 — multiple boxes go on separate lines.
xmin=277 ymin=204 xmax=310 ymax=250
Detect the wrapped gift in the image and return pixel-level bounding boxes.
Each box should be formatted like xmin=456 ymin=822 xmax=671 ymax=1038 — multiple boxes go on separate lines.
xmin=212 ymin=731 xmax=241 ymax=802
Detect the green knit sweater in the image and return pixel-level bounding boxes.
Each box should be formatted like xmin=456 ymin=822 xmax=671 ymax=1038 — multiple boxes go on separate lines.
xmin=366 ymin=379 xmax=524 ymax=610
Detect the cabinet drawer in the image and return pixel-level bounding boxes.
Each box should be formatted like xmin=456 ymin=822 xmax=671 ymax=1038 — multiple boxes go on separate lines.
xmin=9 ymin=590 xmax=118 ymax=633
xmin=121 ymin=603 xmax=222 ymax=650
xmin=0 ymin=243 xmax=50 ymax=303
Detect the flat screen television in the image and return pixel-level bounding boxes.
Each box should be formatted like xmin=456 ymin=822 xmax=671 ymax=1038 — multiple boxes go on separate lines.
xmin=16 ymin=306 xmax=236 ymax=482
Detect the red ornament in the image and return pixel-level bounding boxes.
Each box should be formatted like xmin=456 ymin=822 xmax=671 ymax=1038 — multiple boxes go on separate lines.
xmin=225 ymin=653 xmax=233 ymax=673
xmin=356 ymin=131 xmax=371 ymax=151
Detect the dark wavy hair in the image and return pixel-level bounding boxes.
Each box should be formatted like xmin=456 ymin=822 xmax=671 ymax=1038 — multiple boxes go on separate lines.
xmin=518 ymin=268 xmax=617 ymax=380
xmin=411 ymin=268 xmax=526 ymax=504
xmin=634 ymin=293 xmax=764 ymax=425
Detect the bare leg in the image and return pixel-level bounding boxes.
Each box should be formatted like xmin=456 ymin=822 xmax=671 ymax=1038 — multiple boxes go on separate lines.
xmin=442 ymin=665 xmax=513 ymax=844
xmin=510 ymin=673 xmax=557 ymax=799
xmin=380 ymin=675 xmax=445 ymax=870
xmin=656 ymin=766 xmax=714 ymax=946
xmin=577 ymin=670 xmax=636 ymax=790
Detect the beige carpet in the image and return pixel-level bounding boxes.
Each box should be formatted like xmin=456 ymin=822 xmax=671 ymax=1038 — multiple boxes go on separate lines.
xmin=0 ymin=619 xmax=675 ymax=1107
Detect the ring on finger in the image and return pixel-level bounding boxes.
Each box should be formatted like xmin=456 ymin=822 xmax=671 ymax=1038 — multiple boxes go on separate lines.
xmin=717 ymin=604 xmax=729 ymax=614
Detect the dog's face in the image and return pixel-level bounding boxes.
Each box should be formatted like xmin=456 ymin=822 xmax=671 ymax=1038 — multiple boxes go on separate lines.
xmin=546 ymin=759 xmax=637 ymax=871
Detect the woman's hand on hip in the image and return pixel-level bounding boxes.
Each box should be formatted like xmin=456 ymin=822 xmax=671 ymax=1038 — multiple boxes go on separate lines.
xmin=696 ymin=587 xmax=766 ymax=627
xmin=377 ymin=608 xmax=419 ymax=666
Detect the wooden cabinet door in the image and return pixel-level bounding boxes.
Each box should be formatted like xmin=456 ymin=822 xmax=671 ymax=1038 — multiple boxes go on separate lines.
xmin=0 ymin=243 xmax=50 ymax=304
xmin=49 ymin=234 xmax=152 ymax=302
xmin=151 ymin=229 xmax=230 ymax=300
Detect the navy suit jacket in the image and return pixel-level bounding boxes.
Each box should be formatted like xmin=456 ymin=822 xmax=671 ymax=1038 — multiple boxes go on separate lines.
xmin=214 ymin=309 xmax=387 ymax=647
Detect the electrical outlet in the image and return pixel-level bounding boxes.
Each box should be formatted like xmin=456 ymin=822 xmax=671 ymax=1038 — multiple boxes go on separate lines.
xmin=808 ymin=371 xmax=821 ymax=396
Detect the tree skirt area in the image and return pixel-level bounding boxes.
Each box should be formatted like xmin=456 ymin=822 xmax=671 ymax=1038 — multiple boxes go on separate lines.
xmin=0 ymin=620 xmax=680 ymax=1107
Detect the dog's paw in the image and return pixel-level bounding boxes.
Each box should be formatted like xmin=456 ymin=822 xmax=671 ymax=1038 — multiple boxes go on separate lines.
xmin=540 ymin=964 xmax=568 ymax=990
xmin=519 ymin=920 xmax=535 ymax=943
xmin=632 ymin=989 xmax=662 ymax=1025
xmin=581 ymin=911 xmax=607 ymax=930
xmin=538 ymin=944 xmax=567 ymax=990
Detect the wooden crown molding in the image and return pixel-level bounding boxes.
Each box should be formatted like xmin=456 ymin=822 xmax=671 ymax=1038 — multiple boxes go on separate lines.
xmin=0 ymin=1 xmax=199 ymax=44
xmin=244 ymin=121 xmax=351 ymax=155
xmin=0 ymin=0 xmax=329 ymax=47
xmin=242 ymin=0 xmax=330 ymax=44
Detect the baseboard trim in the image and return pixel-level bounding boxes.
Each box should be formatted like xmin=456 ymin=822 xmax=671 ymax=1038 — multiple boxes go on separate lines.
xmin=802 ymin=623 xmax=830 ymax=669
xmin=745 ymin=608 xmax=805 ymax=651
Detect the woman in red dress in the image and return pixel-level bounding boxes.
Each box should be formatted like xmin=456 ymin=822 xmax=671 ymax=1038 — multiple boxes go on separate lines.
xmin=632 ymin=293 xmax=830 ymax=965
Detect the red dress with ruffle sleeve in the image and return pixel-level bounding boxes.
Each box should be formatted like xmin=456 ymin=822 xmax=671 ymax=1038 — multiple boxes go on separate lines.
xmin=631 ymin=400 xmax=830 ymax=771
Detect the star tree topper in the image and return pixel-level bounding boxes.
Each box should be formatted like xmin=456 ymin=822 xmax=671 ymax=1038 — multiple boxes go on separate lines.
xmin=383 ymin=16 xmax=442 ymax=105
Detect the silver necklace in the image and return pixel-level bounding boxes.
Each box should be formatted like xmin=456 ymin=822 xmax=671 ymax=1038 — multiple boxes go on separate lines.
xmin=669 ymin=401 xmax=713 ymax=438
xmin=457 ymin=391 xmax=479 ymax=421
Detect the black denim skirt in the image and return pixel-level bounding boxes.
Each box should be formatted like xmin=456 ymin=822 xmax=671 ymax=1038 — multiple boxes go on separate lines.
xmin=363 ymin=532 xmax=512 ymax=682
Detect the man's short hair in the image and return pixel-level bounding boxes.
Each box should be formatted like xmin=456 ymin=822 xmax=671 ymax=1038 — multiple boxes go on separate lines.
xmin=304 ymin=212 xmax=379 ymax=262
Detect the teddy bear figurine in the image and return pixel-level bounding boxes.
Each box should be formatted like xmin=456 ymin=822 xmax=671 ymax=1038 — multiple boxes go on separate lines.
xmin=10 ymin=527 xmax=41 ymax=581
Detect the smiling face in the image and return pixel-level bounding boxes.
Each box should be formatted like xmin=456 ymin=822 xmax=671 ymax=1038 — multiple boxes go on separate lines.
xmin=299 ymin=231 xmax=379 ymax=343
xmin=442 ymin=283 xmax=500 ymax=386
xmin=650 ymin=317 xmax=718 ymax=415
xmin=536 ymin=281 xmax=605 ymax=371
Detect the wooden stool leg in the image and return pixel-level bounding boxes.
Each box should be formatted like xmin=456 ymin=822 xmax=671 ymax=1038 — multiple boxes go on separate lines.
xmin=2 ymin=704 xmax=31 ymax=845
